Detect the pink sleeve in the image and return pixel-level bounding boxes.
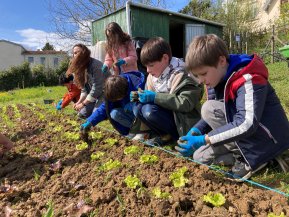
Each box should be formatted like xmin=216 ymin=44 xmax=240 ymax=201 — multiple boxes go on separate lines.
xmin=123 ymin=41 xmax=137 ymax=66
xmin=104 ymin=53 xmax=113 ymax=68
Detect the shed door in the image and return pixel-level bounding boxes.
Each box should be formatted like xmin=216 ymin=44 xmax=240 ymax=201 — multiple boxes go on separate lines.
xmin=185 ymin=24 xmax=205 ymax=53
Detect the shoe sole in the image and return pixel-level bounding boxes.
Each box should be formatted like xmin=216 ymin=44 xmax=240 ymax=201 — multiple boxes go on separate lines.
xmin=226 ymin=162 xmax=268 ymax=183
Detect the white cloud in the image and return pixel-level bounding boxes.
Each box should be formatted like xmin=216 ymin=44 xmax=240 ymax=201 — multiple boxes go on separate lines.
xmin=14 ymin=28 xmax=89 ymax=52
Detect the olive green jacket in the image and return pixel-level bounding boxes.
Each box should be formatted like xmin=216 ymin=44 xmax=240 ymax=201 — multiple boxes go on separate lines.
xmin=146 ymin=72 xmax=203 ymax=136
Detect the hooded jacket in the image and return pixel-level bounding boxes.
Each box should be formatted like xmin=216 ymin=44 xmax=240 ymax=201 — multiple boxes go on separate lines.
xmin=194 ymin=54 xmax=289 ymax=170
xmin=87 ymin=71 xmax=145 ymax=135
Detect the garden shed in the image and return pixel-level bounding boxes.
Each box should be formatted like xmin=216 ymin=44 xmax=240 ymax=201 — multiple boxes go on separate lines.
xmin=92 ymin=1 xmax=224 ymax=59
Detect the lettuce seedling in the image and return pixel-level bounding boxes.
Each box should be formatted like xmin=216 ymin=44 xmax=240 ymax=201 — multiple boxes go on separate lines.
xmin=124 ymin=175 xmax=142 ymax=189
xmin=267 ymin=212 xmax=285 ymax=217
xmin=152 ymin=187 xmax=171 ymax=199
xmin=63 ymin=132 xmax=80 ymax=141
xmin=124 ymin=146 xmax=143 ymax=155
xmin=76 ymin=142 xmax=89 ymax=151
xmin=139 ymin=154 xmax=158 ymax=164
xmin=104 ymin=138 xmax=118 ymax=147
xmin=90 ymin=151 xmax=105 ymax=160
xmin=43 ymin=201 xmax=54 ymax=217
xmin=203 ymin=192 xmax=226 ymax=207
xmin=169 ymin=167 xmax=189 ymax=188
xmin=53 ymin=125 xmax=63 ymax=132
xmin=89 ymin=131 xmax=103 ymax=140
xmin=100 ymin=159 xmax=122 ymax=171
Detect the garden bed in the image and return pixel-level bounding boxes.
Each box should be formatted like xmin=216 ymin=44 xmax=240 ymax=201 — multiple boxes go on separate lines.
xmin=0 ymin=103 xmax=289 ymax=216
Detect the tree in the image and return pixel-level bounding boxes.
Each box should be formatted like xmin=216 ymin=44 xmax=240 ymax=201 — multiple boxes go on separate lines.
xmin=47 ymin=0 xmax=167 ymax=44
xmin=42 ymin=42 xmax=55 ymax=51
xmin=179 ymin=0 xmax=212 ymax=19
xmin=179 ymin=0 xmax=257 ymax=53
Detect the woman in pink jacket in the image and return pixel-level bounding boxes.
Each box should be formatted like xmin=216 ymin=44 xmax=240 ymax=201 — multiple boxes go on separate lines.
xmin=102 ymin=22 xmax=138 ymax=75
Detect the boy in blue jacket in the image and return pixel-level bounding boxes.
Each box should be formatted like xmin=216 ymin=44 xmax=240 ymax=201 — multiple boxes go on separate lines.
xmin=176 ymin=34 xmax=289 ymax=181
xmin=80 ymin=72 xmax=145 ymax=135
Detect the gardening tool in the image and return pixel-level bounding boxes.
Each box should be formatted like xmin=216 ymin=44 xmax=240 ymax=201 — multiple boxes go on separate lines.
xmin=79 ymin=128 xmax=92 ymax=146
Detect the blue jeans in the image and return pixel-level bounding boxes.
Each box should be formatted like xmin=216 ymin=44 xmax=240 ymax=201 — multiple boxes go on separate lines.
xmin=110 ymin=108 xmax=135 ymax=128
xmin=133 ymin=103 xmax=179 ymax=140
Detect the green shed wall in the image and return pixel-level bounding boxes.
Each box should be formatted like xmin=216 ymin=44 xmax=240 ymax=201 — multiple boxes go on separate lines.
xmin=130 ymin=7 xmax=169 ymax=41
xmin=92 ymin=5 xmax=223 ymax=44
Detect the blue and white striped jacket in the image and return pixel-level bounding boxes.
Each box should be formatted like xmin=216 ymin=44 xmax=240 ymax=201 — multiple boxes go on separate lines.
xmin=195 ymin=54 xmax=289 ymax=169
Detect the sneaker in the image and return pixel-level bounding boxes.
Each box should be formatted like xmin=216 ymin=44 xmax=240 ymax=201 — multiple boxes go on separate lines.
xmin=126 ymin=133 xmax=136 ymax=139
xmin=146 ymin=134 xmax=172 ymax=147
xmin=230 ymin=156 xmax=268 ymax=182
xmin=132 ymin=133 xmax=150 ymax=141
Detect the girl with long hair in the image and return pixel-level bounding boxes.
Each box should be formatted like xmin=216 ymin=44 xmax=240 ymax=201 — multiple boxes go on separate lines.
xmin=102 ymin=22 xmax=138 ymax=75
xmin=66 ymin=43 xmax=109 ymax=118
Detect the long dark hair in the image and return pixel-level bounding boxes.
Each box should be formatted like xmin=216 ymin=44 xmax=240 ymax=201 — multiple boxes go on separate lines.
xmin=66 ymin=44 xmax=91 ymax=88
xmin=105 ymin=22 xmax=131 ymax=57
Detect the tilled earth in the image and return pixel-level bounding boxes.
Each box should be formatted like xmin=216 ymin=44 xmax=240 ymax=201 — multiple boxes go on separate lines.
xmin=0 ymin=104 xmax=289 ymax=217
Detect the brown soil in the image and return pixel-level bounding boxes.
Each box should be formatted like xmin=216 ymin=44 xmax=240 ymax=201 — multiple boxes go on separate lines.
xmin=0 ymin=103 xmax=289 ymax=217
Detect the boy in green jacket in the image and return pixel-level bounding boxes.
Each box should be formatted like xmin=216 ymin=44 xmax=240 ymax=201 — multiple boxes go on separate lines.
xmin=132 ymin=37 xmax=203 ymax=145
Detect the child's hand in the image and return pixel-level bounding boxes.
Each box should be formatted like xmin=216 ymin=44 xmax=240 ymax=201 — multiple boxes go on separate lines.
xmin=186 ymin=127 xmax=201 ymax=136
xmin=130 ymin=91 xmax=139 ymax=102
xmin=56 ymin=99 xmax=62 ymax=110
xmin=115 ymin=59 xmax=126 ymax=67
xmin=80 ymin=121 xmax=92 ymax=131
xmin=102 ymin=64 xmax=109 ymax=74
xmin=138 ymin=90 xmax=156 ymax=103
xmin=175 ymin=135 xmax=206 ymax=157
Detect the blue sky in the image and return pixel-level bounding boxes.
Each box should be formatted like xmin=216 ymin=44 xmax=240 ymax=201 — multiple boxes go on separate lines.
xmin=0 ymin=0 xmax=189 ymax=51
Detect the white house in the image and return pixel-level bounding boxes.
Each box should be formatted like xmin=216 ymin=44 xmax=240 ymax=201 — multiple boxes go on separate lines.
xmin=0 ymin=40 xmax=67 ymax=71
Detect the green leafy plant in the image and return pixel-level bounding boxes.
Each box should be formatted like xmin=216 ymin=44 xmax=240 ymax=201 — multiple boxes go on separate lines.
xmin=203 ymin=192 xmax=226 ymax=207
xmin=152 ymin=187 xmax=171 ymax=199
xmin=100 ymin=159 xmax=122 ymax=171
xmin=33 ymin=169 xmax=41 ymax=181
xmin=91 ymin=151 xmax=105 ymax=160
xmin=67 ymin=120 xmax=78 ymax=127
xmin=104 ymin=138 xmax=118 ymax=147
xmin=76 ymin=142 xmax=89 ymax=151
xmin=53 ymin=125 xmax=63 ymax=132
xmin=124 ymin=146 xmax=143 ymax=155
xmin=139 ymin=154 xmax=159 ymax=164
xmin=90 ymin=131 xmax=103 ymax=140
xmin=169 ymin=167 xmax=189 ymax=188
xmin=124 ymin=175 xmax=142 ymax=189
xmin=63 ymin=132 xmax=80 ymax=141
xmin=42 ymin=201 xmax=54 ymax=217
xmin=268 ymin=212 xmax=285 ymax=217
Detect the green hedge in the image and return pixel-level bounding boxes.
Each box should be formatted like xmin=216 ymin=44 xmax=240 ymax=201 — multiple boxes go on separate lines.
xmin=0 ymin=59 xmax=69 ymax=91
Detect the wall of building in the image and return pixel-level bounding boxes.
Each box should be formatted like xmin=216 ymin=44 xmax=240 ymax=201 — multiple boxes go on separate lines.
xmin=0 ymin=41 xmax=25 ymax=71
xmin=24 ymin=54 xmax=66 ymax=69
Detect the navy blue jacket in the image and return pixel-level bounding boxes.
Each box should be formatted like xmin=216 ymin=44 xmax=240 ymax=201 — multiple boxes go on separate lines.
xmin=87 ymin=71 xmax=145 ymax=135
xmin=195 ymin=54 xmax=289 ymax=169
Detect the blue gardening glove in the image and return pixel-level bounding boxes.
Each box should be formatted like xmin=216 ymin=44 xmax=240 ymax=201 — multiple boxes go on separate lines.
xmin=102 ymin=64 xmax=109 ymax=74
xmin=138 ymin=90 xmax=156 ymax=103
xmin=80 ymin=121 xmax=92 ymax=131
xmin=124 ymin=102 xmax=134 ymax=112
xmin=175 ymin=135 xmax=206 ymax=157
xmin=56 ymin=99 xmax=63 ymax=110
xmin=115 ymin=59 xmax=126 ymax=67
xmin=186 ymin=127 xmax=201 ymax=136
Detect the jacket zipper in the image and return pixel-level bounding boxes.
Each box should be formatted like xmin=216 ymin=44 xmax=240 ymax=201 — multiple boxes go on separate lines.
xmin=259 ymin=122 xmax=278 ymax=144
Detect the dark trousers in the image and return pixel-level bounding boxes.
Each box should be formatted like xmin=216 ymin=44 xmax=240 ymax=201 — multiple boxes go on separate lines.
xmin=133 ymin=103 xmax=179 ymax=140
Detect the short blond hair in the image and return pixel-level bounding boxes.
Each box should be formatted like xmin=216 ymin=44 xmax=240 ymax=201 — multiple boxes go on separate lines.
xmin=185 ymin=34 xmax=229 ymax=72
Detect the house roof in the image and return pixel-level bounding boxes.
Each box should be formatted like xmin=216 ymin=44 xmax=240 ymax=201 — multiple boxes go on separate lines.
xmin=0 ymin=39 xmax=27 ymax=51
xmin=92 ymin=1 xmax=225 ymax=27
xmin=23 ymin=50 xmax=67 ymax=55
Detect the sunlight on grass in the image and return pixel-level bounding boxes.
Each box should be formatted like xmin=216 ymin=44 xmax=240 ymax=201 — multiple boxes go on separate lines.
xmin=0 ymin=86 xmax=66 ymax=105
